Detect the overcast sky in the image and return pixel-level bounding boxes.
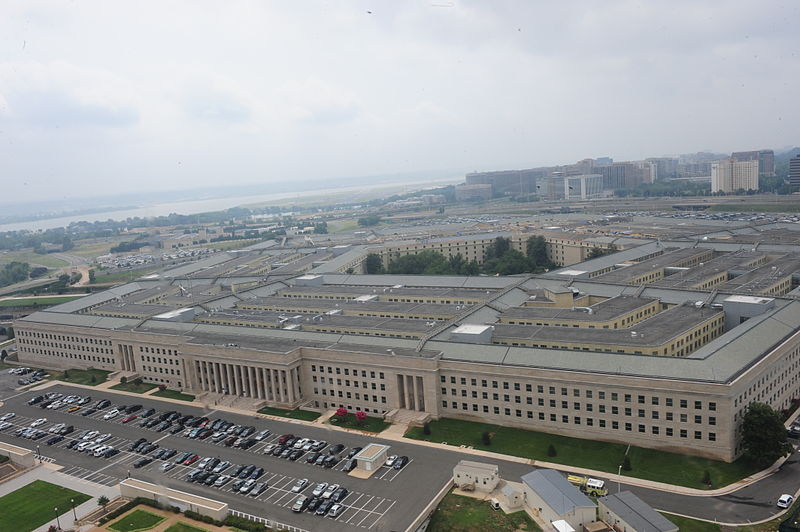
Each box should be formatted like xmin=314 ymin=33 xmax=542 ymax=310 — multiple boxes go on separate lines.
xmin=1 ymin=1 xmax=798 ymax=203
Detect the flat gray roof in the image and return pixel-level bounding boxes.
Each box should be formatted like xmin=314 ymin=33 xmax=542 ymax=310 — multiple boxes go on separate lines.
xmin=521 ymin=469 xmax=595 ymax=514
xmin=600 ymin=491 xmax=677 ymax=532
xmin=500 ymin=295 xmax=655 ymax=322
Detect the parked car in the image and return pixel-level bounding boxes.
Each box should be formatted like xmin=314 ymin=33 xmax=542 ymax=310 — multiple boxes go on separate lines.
xmin=328 ymin=503 xmax=344 ymax=518
xmin=291 ymin=478 xmax=309 ymax=493
xmin=250 ymin=482 xmax=268 ymax=496
xmin=291 ymin=495 xmax=309 ymax=513
xmin=393 ymin=456 xmax=409 ymax=469
xmin=331 ymin=487 xmax=349 ymax=503
xmin=385 ymin=455 xmax=398 ymax=467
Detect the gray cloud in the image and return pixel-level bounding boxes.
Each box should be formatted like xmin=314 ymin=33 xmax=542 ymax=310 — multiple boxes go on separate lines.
xmin=0 ymin=1 xmax=796 ymax=202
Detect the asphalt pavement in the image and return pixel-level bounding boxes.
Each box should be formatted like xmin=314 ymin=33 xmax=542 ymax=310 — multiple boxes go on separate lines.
xmin=0 ymin=378 xmax=796 ymax=528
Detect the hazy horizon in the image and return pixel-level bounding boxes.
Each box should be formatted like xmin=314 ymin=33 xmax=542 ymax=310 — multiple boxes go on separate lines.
xmin=2 ymin=1 xmax=798 ymax=204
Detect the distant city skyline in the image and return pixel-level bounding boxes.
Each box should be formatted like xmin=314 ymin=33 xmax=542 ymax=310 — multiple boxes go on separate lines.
xmin=1 ymin=1 xmax=797 ymax=203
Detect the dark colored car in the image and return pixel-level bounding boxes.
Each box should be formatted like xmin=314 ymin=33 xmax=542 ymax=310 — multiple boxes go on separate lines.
xmin=249 ymin=467 xmax=264 ymax=479
xmin=328 ymin=443 xmax=345 ymax=454
xmin=393 ymin=456 xmax=409 ymax=469
xmin=46 ymin=435 xmax=64 ymax=445
xmin=104 ymin=448 xmax=120 ymax=459
xmin=347 ymin=447 xmax=362 ymax=459
xmin=239 ymin=439 xmax=257 ymax=450
xmin=306 ymin=496 xmax=323 ymax=513
xmin=331 ymin=487 xmax=349 ymax=502
xmin=141 ymin=408 xmax=156 ymax=417
xmin=306 ymin=452 xmax=321 ymax=464
xmin=289 ymin=449 xmax=303 ymax=461
xmin=127 ymin=438 xmax=147 ymax=451
xmin=277 ymin=434 xmax=294 ymax=445
xmin=323 ymin=455 xmax=339 ymax=468
xmin=133 ymin=457 xmax=153 ymax=468
xmin=81 ymin=408 xmax=96 ymax=417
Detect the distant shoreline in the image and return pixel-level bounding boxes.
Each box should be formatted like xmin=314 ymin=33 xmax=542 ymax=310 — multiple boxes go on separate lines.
xmin=0 ymin=177 xmax=461 ymax=233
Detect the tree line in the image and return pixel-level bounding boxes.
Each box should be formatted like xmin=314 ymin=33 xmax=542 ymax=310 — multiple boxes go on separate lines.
xmin=365 ymin=236 xmax=557 ymax=276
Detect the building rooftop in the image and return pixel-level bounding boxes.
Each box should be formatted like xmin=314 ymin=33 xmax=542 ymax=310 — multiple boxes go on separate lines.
xmin=600 ymin=491 xmax=677 ymax=532
xmin=500 ymin=295 xmax=655 ymax=323
xmin=521 ymin=469 xmax=595 ymax=514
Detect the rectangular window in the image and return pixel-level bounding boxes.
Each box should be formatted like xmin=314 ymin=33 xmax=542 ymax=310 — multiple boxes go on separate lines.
xmin=709 ymin=402 xmax=717 ymax=411
xmin=625 ymin=423 xmax=632 ymax=431
xmin=666 ymin=398 xmax=673 ymax=407
xmin=694 ymin=431 xmax=702 ymax=440
xmin=666 ymin=427 xmax=673 ymax=436
xmin=680 ymin=429 xmax=687 ymax=438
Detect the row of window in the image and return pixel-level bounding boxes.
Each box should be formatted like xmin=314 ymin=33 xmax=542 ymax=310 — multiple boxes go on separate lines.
xmin=314 ymin=376 xmax=386 ymax=391
xmin=442 ymin=402 xmax=717 ymax=441
xmin=311 ymin=365 xmax=385 ymax=379
xmin=139 ymin=346 xmax=178 ymax=356
xmin=142 ymin=365 xmax=181 ymax=376
xmin=439 ymin=376 xmax=717 ymax=410
xmin=315 ymin=388 xmax=387 ymax=404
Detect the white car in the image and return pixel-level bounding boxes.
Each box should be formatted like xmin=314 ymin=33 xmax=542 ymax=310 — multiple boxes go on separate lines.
xmin=83 ymin=430 xmax=99 ymax=440
xmin=30 ymin=418 xmax=47 ymax=427
xmin=103 ymin=409 xmax=120 ymax=420
xmin=255 ymin=429 xmax=271 ymax=441
xmin=778 ymin=494 xmax=794 ymax=508
xmin=385 ymin=455 xmax=398 ymax=467
xmin=160 ymin=462 xmax=176 ymax=472
xmin=0 ymin=422 xmax=12 ymax=430
xmin=322 ymin=483 xmax=339 ymax=499
xmin=291 ymin=478 xmax=308 ymax=493
xmin=93 ymin=445 xmax=110 ymax=457
xmin=263 ymin=443 xmax=276 ymax=454
xmin=95 ymin=433 xmax=112 ymax=443
xmin=0 ymin=413 xmax=16 ymax=421
xmin=312 ymin=482 xmax=328 ymax=497
xmin=48 ymin=423 xmax=65 ymax=433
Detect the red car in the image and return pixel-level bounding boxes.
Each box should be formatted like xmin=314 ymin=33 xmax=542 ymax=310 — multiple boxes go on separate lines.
xmin=183 ymin=454 xmax=199 ymax=465
xmin=122 ymin=415 xmax=138 ymax=424
xmin=277 ymin=433 xmax=294 ymax=445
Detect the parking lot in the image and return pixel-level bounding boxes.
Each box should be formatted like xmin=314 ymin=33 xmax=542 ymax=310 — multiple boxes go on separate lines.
xmin=0 ymin=383 xmax=511 ymax=532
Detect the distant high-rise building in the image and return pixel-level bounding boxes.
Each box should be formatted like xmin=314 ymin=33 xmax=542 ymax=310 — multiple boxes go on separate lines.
xmin=645 ymin=157 xmax=679 ymax=180
xmin=595 ymin=157 xmax=613 ymax=165
xmin=731 ymin=149 xmax=775 ymax=177
xmin=789 ymin=155 xmax=800 ymax=187
xmin=465 ymin=168 xmax=547 ymax=196
xmin=711 ymin=159 xmax=759 ymax=193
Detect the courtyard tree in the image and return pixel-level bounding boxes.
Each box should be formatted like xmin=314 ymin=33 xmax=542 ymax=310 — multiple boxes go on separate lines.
xmin=741 ymin=402 xmax=793 ymax=466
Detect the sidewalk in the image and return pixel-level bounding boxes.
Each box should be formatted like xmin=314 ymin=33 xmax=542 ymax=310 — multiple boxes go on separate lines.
xmin=0 ymin=464 xmax=119 ymax=532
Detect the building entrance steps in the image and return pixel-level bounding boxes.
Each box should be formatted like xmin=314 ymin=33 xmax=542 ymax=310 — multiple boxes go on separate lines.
xmin=384 ymin=408 xmax=431 ymax=425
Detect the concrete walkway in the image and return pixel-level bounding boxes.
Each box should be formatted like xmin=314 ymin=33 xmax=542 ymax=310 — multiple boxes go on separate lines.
xmin=0 ymin=464 xmax=119 ymax=532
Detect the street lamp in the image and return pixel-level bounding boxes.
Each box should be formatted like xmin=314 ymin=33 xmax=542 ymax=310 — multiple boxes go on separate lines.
xmin=54 ymin=507 xmax=61 ymax=530
xmin=617 ymin=464 xmax=622 ymax=493
xmin=70 ymin=498 xmax=77 ymax=521
xmin=36 ymin=445 xmax=41 ymax=463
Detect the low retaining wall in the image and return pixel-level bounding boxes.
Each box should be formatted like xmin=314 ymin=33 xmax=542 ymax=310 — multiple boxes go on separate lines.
xmin=119 ymin=478 xmax=228 ymax=521
xmin=0 ymin=441 xmax=35 ymax=468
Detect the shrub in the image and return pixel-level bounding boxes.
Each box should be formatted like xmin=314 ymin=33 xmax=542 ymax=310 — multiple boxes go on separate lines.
xmin=547 ymin=444 xmax=557 ymax=457
xmin=702 ymin=470 xmax=711 ymax=486
xmin=622 ymin=455 xmax=632 ymax=471
xmin=224 ymin=514 xmax=267 ymax=531
xmin=158 ymin=384 xmax=166 ymax=392
xmin=120 ymin=376 xmax=128 ymax=385
xmin=481 ymin=431 xmax=491 ymax=446
xmin=423 ymin=422 xmax=431 ymax=435
xmin=91 ymin=375 xmax=97 ymax=384
xmin=184 ymin=510 xmax=222 ymax=526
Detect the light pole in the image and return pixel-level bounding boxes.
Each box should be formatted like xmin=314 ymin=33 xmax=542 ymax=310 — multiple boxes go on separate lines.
xmin=36 ymin=445 xmax=41 ymax=463
xmin=70 ymin=498 xmax=77 ymax=521
xmin=54 ymin=507 xmax=61 ymax=530
xmin=617 ymin=464 xmax=622 ymax=493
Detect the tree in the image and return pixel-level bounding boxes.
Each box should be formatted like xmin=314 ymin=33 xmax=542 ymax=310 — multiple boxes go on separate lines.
xmin=364 ymin=253 xmax=384 ymax=274
xmin=120 ymin=376 xmax=128 ymax=385
xmin=481 ymin=431 xmax=491 ymax=446
xmin=98 ymin=495 xmax=109 ymax=509
xmin=622 ymin=455 xmax=632 ymax=471
xmin=485 ymin=237 xmax=511 ymax=261
xmin=355 ymin=410 xmax=367 ymax=425
xmin=63 ymin=369 xmax=70 ymax=379
xmin=313 ymin=221 xmax=328 ymax=234
xmin=335 ymin=407 xmax=348 ymax=419
xmin=133 ymin=377 xmax=143 ymax=386
xmin=357 ymin=215 xmax=381 ymax=227
xmin=90 ymin=375 xmax=97 ymax=384
xmin=158 ymin=384 xmax=167 ymax=392
xmin=88 ymin=269 xmax=96 ymax=284
xmin=547 ymin=444 xmax=557 ymax=457
xmin=422 ymin=422 xmax=431 ymax=435
xmin=741 ymin=402 xmax=793 ymax=466
xmin=702 ymin=470 xmax=711 ymax=486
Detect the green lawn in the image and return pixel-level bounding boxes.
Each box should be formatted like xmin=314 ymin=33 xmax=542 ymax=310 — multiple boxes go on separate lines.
xmin=56 ymin=368 xmax=110 ymax=386
xmin=164 ymin=522 xmax=209 ymax=532
xmin=0 ymin=251 xmax=69 ymax=268
xmin=108 ymin=509 xmax=166 ymax=532
xmin=0 ymin=295 xmax=84 ymax=308
xmin=406 ymin=418 xmax=759 ymax=489
xmin=257 ymin=406 xmax=321 ymax=421
xmin=328 ymin=413 xmax=390 ymax=433
xmin=152 ymin=388 xmax=196 ymax=401
xmin=427 ymin=492 xmax=540 ymax=532
xmin=110 ymin=381 xmax=158 ymax=394
xmin=0 ymin=480 xmax=91 ymax=532
xmin=660 ymin=513 xmax=720 ymax=532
